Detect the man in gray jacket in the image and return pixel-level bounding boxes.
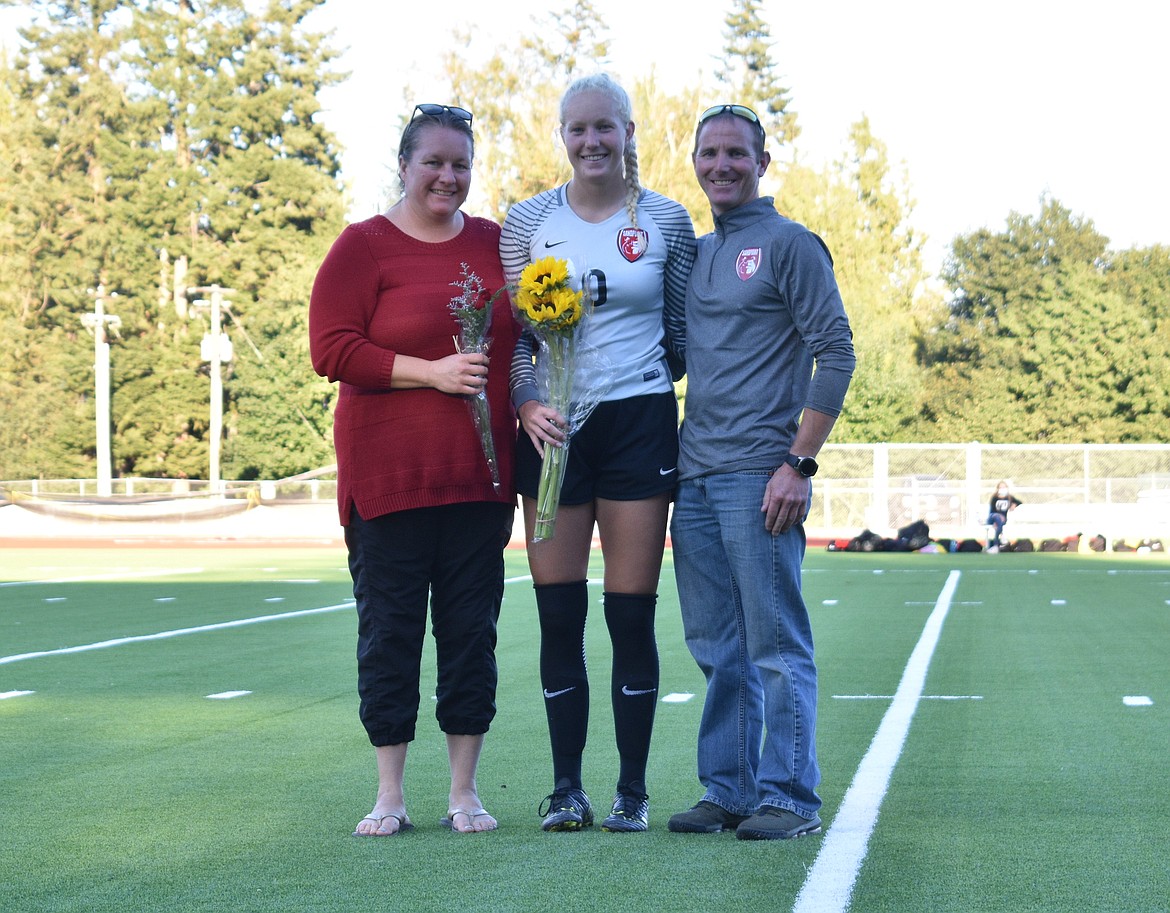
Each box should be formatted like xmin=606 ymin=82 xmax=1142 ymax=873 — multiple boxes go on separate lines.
xmin=666 ymin=104 xmax=855 ymax=841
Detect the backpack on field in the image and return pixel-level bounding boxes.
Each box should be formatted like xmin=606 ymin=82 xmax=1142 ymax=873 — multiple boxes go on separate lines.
xmin=896 ymin=519 xmax=932 ymax=551
xmin=845 ymin=529 xmax=883 ymax=552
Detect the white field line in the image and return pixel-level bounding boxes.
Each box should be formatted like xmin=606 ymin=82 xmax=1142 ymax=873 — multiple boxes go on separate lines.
xmin=0 ymin=567 xmax=205 ymax=587
xmin=793 ymin=569 xmax=962 ymax=913
xmin=833 ymin=694 xmax=981 ymax=701
xmin=0 ymin=601 xmax=355 ymax=666
xmin=1 ymin=576 xmax=535 ymax=667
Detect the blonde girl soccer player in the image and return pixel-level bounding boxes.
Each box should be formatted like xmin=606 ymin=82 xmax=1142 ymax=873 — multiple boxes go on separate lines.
xmin=500 ymin=72 xmax=696 ymax=833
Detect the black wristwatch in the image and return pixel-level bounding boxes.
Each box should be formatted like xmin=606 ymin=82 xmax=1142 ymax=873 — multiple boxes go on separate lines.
xmin=784 ymin=454 xmax=819 ymax=478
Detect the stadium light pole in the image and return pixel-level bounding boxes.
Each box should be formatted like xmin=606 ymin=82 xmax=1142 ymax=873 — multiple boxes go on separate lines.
xmin=81 ymin=286 xmax=121 ymax=497
xmin=189 ymin=285 xmax=235 ymax=494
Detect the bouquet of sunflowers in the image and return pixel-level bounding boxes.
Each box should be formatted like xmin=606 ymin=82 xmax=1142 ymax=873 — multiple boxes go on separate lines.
xmin=513 ymin=256 xmax=613 ymax=541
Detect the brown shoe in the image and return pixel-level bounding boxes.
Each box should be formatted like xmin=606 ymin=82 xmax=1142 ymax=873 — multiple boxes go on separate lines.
xmin=735 ymin=807 xmax=822 ymax=840
xmin=667 ymin=800 xmax=748 ymax=833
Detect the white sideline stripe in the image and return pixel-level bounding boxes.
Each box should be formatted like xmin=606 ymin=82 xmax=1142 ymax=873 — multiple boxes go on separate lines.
xmin=0 ymin=574 xmax=533 ymax=667
xmin=0 ymin=567 xmax=204 ymax=587
xmin=834 ymin=694 xmax=981 ymax=701
xmin=0 ymin=601 xmax=356 ymax=666
xmin=1 ymin=690 xmax=35 ymax=700
xmin=793 ymin=569 xmax=961 ymax=913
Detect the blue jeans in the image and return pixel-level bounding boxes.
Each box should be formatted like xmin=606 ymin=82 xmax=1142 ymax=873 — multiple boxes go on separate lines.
xmin=670 ymin=472 xmax=821 ymax=819
xmin=986 ymin=512 xmax=1007 ymax=544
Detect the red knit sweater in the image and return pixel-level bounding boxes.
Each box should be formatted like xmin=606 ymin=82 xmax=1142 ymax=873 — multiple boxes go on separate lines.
xmin=309 ymin=214 xmax=519 ymax=525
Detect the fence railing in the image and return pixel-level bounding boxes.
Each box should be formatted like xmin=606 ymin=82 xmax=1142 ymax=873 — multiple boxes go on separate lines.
xmin=0 ymin=476 xmax=338 ymax=502
xmin=811 ymin=442 xmax=1170 ymax=540
xmin=5 ymin=443 xmax=1170 ymax=541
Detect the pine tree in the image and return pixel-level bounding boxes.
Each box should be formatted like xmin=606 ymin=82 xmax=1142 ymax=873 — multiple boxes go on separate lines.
xmin=716 ymin=0 xmax=799 ymax=147
xmin=0 ymin=0 xmax=347 ymax=481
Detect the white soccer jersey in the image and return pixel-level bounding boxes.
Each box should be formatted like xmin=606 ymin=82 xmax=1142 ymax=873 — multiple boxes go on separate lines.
xmin=501 ymin=185 xmax=695 ymax=404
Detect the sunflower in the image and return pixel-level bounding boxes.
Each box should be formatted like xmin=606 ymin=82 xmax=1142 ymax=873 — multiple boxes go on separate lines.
xmin=515 ymin=258 xmax=583 ymax=331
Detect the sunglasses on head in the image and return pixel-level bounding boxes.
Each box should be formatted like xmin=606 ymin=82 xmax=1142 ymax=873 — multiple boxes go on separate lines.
xmin=698 ymin=104 xmax=763 ymax=130
xmin=411 ymin=103 xmax=473 ymax=125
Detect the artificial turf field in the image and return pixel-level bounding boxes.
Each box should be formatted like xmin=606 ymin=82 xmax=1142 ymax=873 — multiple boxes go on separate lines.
xmin=2 ymin=545 xmax=1167 ymax=913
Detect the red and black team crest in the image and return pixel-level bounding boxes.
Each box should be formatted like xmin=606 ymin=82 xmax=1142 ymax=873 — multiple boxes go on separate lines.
xmin=617 ymin=227 xmax=649 ymax=263
xmin=736 ymin=247 xmax=762 ymax=281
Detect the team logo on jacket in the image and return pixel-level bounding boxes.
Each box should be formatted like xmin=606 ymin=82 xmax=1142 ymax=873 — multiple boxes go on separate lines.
xmin=736 ymin=248 xmax=762 ymax=281
xmin=617 ymin=227 xmax=649 ymax=262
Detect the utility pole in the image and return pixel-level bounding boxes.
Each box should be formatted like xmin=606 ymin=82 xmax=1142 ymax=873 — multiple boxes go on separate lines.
xmin=81 ymin=286 xmax=121 ymax=497
xmin=189 ymin=285 xmax=235 ymax=493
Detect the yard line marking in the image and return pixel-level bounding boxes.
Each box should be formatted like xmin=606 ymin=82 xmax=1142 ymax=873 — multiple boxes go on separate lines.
xmin=207 ymin=690 xmax=252 ymax=700
xmin=2 ymin=574 xmax=534 ymax=667
xmin=0 ymin=567 xmax=204 ymax=587
xmin=833 ymin=694 xmax=982 ymax=701
xmin=661 ymin=692 xmax=695 ymax=703
xmin=1123 ymin=695 xmax=1153 ymax=706
xmin=0 ymin=601 xmax=356 ymax=666
xmin=1 ymin=690 xmax=36 ymax=700
xmin=794 ymin=569 xmax=961 ymax=913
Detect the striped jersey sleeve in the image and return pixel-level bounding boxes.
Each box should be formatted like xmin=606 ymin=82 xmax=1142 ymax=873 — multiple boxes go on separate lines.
xmin=500 ymin=190 xmax=561 ymax=408
xmin=640 ymin=190 xmax=697 ymax=379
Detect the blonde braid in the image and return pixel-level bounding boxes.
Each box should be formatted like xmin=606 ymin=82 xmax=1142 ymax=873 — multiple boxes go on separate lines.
xmin=623 ymin=134 xmax=641 ymax=229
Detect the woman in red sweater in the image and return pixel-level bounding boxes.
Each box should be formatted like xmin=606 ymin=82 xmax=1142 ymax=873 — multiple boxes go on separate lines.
xmin=310 ymin=104 xmax=519 ymax=837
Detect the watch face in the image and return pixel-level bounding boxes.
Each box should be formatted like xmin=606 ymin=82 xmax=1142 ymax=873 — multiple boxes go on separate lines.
xmin=792 ymin=456 xmax=818 ymax=477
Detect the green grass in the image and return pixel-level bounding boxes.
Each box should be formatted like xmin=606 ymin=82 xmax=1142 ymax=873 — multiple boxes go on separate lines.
xmin=2 ymin=548 xmax=1168 ymax=912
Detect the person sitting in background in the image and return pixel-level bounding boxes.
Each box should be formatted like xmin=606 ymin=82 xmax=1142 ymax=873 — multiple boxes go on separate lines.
xmin=985 ymin=480 xmax=1022 ymax=552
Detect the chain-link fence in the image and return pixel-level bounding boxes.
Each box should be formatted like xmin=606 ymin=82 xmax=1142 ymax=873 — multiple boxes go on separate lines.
xmin=811 ymin=442 xmax=1170 ymax=540
xmin=5 ymin=444 xmax=1170 ymax=543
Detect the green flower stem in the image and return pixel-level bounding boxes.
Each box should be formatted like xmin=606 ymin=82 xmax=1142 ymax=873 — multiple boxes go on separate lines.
xmin=532 ymin=438 xmax=568 ymax=542
xmin=531 ymin=332 xmax=574 ymax=542
xmin=467 ymin=389 xmax=501 ymax=494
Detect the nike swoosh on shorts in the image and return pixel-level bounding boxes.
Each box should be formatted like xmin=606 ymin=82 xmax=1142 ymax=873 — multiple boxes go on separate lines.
xmin=543 ymin=686 xmax=576 ymax=699
xmin=621 ymin=685 xmax=658 ymax=696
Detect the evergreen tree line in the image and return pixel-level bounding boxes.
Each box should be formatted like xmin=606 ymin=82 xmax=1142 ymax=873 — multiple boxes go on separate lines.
xmin=2 ymin=0 xmax=1166 ymax=484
